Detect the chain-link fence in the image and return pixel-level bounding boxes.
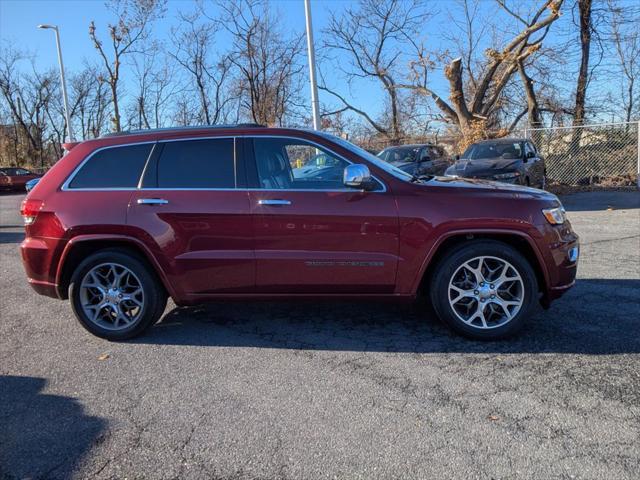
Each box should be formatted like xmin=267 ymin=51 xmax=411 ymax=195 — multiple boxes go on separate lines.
xmin=523 ymin=121 xmax=639 ymax=189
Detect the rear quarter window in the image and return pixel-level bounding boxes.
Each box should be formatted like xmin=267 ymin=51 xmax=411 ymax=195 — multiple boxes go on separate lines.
xmin=68 ymin=144 xmax=152 ymax=189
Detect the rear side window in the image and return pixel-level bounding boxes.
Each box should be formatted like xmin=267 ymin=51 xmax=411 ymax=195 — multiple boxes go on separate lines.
xmin=157 ymin=138 xmax=235 ymax=188
xmin=69 ymin=144 xmax=152 ymax=189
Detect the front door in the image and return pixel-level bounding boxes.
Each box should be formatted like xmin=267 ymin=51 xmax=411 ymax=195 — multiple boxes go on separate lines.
xmin=245 ymin=136 xmax=399 ymax=294
xmin=127 ymin=137 xmax=254 ymax=300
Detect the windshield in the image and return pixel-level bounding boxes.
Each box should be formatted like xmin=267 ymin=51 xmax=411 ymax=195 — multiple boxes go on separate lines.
xmin=317 ymin=132 xmax=415 ymax=181
xmin=462 ymin=142 xmax=524 ymax=160
xmin=378 ymin=146 xmax=420 ymax=164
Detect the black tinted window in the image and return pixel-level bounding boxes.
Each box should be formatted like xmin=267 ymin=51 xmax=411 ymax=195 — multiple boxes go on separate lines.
xmin=69 ymin=144 xmax=152 ymax=188
xmin=157 ymin=138 xmax=235 ymax=188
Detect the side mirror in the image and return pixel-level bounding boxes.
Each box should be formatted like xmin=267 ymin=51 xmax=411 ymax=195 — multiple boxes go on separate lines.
xmin=343 ymin=164 xmax=373 ymax=189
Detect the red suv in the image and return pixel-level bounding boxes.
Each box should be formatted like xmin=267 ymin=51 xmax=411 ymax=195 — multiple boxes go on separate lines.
xmin=20 ymin=125 xmax=579 ymax=341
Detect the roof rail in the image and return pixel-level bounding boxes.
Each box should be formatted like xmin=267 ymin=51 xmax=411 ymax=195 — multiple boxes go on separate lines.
xmin=101 ymin=123 xmax=266 ymax=138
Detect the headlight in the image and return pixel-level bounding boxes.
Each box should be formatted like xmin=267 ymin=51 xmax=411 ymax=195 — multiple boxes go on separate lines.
xmin=493 ymin=172 xmax=520 ymax=179
xmin=542 ymin=206 xmax=566 ymax=225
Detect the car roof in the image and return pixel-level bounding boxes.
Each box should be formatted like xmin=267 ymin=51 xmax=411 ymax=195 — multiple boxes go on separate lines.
xmin=383 ymin=144 xmax=435 ymax=150
xmin=474 ymin=138 xmax=527 ymax=145
xmin=100 ymin=123 xmax=266 ymax=138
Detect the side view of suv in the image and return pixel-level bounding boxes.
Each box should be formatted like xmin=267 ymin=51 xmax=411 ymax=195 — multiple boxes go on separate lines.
xmin=21 ymin=125 xmax=579 ymax=341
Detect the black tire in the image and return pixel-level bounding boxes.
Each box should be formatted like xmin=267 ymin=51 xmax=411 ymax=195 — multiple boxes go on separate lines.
xmin=69 ymin=249 xmax=167 ymax=341
xmin=429 ymin=240 xmax=538 ymax=340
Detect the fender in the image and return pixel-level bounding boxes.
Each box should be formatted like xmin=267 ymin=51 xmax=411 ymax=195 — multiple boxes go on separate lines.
xmin=409 ymin=228 xmax=551 ymax=295
xmin=55 ymin=234 xmax=179 ymax=300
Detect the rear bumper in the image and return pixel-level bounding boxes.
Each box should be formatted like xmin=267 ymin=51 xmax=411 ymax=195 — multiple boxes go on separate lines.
xmin=27 ymin=278 xmax=60 ymax=298
xmin=21 ymin=236 xmax=65 ymax=299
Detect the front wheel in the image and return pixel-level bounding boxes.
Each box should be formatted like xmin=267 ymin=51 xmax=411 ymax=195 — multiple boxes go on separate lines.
xmin=69 ymin=249 xmax=167 ymax=341
xmin=429 ymin=240 xmax=538 ymax=340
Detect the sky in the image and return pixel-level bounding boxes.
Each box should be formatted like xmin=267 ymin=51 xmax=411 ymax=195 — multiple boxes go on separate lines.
xmin=0 ymin=0 xmax=469 ymax=123
xmin=0 ymin=0 xmax=635 ymax=128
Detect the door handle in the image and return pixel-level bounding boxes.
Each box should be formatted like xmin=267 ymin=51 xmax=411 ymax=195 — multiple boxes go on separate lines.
xmin=258 ymin=199 xmax=292 ymax=206
xmin=137 ymin=198 xmax=169 ymax=205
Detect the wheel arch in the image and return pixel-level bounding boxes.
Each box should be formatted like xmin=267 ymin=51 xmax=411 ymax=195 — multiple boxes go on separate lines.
xmin=415 ymin=230 xmax=549 ymax=298
xmin=56 ymin=235 xmax=175 ymax=300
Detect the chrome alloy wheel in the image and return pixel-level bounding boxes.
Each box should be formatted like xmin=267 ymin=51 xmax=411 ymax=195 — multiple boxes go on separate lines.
xmin=79 ymin=263 xmax=145 ymax=331
xmin=448 ymin=256 xmax=524 ymax=329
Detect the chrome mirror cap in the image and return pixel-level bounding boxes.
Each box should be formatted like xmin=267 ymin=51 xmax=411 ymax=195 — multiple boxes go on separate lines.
xmin=343 ymin=164 xmax=372 ymax=188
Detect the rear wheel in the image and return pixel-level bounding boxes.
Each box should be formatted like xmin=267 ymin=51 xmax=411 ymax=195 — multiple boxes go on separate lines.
xmin=69 ymin=249 xmax=167 ymax=340
xmin=429 ymin=240 xmax=538 ymax=340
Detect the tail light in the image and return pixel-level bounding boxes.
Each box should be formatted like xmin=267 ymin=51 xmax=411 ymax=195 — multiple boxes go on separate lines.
xmin=20 ymin=198 xmax=44 ymax=225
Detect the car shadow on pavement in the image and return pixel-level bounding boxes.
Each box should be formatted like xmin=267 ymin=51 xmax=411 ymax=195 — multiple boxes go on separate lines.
xmin=136 ymin=278 xmax=640 ymax=355
xmin=0 ymin=375 xmax=106 ymax=479
xmin=0 ymin=231 xmax=24 ymax=244
xmin=560 ymin=191 xmax=640 ymax=212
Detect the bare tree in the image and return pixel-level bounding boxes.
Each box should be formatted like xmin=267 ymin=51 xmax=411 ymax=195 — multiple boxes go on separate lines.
xmin=320 ymin=0 xmax=431 ymax=143
xmin=169 ymin=11 xmax=234 ymax=125
xmin=128 ymin=46 xmax=178 ymax=130
xmin=88 ymin=0 xmax=165 ymax=132
xmin=607 ymin=0 xmax=639 ymax=123
xmin=72 ymin=68 xmax=110 ymax=139
xmin=0 ymin=47 xmax=58 ymax=167
xmin=572 ymin=0 xmax=592 ymax=127
xmin=214 ymin=0 xmax=305 ymax=126
xmin=399 ymin=0 xmax=563 ymax=146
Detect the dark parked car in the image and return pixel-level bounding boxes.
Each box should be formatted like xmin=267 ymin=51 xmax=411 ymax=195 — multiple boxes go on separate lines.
xmin=21 ymin=125 xmax=578 ymax=341
xmin=25 ymin=177 xmax=40 ymax=192
xmin=377 ymin=144 xmax=450 ymax=177
xmin=445 ymin=138 xmax=545 ymax=188
xmin=0 ymin=167 xmax=41 ymax=192
xmin=291 ymin=152 xmax=343 ymax=182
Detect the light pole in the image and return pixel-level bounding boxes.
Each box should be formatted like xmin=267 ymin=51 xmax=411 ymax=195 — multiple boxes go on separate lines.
xmin=37 ymin=24 xmax=74 ymax=142
xmin=303 ymin=0 xmax=321 ymax=131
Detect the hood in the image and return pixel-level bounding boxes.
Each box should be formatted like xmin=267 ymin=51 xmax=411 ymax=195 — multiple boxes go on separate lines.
xmin=449 ymin=157 xmax=522 ymax=176
xmin=424 ymin=175 xmax=558 ymax=202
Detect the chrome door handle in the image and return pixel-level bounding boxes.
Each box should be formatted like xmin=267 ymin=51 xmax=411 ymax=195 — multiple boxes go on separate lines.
xmin=137 ymin=198 xmax=169 ymax=205
xmin=258 ymin=199 xmax=292 ymax=206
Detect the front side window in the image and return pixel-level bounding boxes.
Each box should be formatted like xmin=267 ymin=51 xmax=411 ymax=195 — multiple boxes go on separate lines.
xmin=69 ymin=144 xmax=152 ymax=189
xmin=157 ymin=138 xmax=235 ymax=188
xmin=316 ymin=132 xmax=413 ymax=182
xmin=253 ymin=138 xmax=349 ymax=190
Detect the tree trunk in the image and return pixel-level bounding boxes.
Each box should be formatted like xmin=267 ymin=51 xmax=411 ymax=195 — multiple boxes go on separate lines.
xmin=573 ymin=0 xmax=592 ymax=126
xmin=518 ymin=61 xmax=542 ymax=128
xmin=111 ymin=82 xmax=121 ymax=132
xmin=571 ymin=0 xmax=592 ymax=151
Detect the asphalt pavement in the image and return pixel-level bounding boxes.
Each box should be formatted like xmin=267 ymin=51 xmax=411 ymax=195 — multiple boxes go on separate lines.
xmin=1 ymin=190 xmax=639 ymax=479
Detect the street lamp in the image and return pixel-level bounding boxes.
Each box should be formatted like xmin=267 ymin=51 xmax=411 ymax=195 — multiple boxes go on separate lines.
xmin=37 ymin=24 xmax=74 ymax=142
xmin=303 ymin=0 xmax=321 ymax=131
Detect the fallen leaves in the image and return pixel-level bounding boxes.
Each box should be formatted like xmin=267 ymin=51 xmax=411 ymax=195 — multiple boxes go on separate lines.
xmin=97 ymin=353 xmax=110 ymax=361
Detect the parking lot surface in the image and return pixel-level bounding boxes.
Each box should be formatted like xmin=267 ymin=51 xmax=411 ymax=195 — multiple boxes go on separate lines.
xmin=1 ymin=190 xmax=639 ymax=479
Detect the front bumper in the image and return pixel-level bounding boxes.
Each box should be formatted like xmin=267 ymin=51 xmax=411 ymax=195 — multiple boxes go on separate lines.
xmin=538 ymin=222 xmax=579 ymax=306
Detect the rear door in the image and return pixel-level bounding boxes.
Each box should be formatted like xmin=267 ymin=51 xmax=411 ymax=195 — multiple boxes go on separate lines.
xmin=127 ymin=137 xmax=254 ymax=300
xmin=244 ymin=136 xmax=399 ymax=294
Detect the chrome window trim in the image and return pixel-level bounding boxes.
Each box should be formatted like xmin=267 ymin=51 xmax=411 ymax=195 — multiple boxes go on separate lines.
xmin=61 ymin=141 xmax=157 ymax=191
xmin=60 ymin=134 xmax=387 ymax=193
